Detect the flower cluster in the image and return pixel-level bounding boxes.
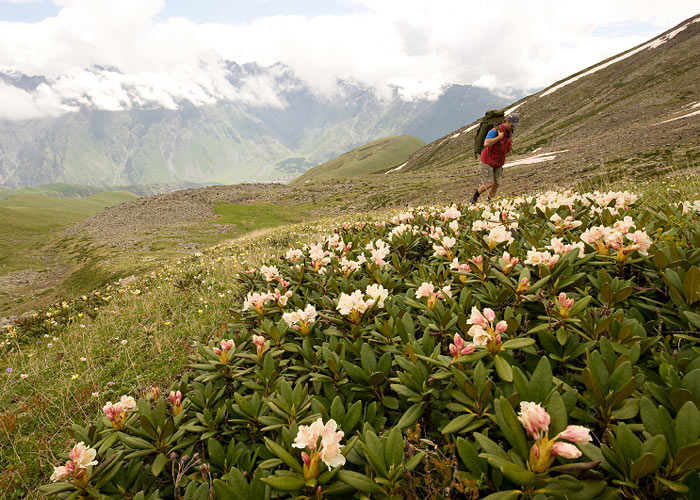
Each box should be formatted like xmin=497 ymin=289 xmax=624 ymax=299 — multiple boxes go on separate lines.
xmin=484 ymin=224 xmax=514 ymax=250
xmin=466 ymin=307 xmax=507 ymax=351
xmin=102 ymin=395 xmax=137 ymax=430
xmin=169 ymin=390 xmax=183 ymax=415
xmin=252 ymin=334 xmax=268 ymax=358
xmin=213 ymin=339 xmax=235 ymax=363
xmin=292 ymin=418 xmax=346 ymax=479
xmin=415 ymin=282 xmax=451 ymax=309
xmin=518 ymin=402 xmax=592 ymax=473
xmin=449 ymin=333 xmax=476 ymax=358
xmin=580 ymin=218 xmax=652 ymax=261
xmin=50 ymin=442 xmax=98 ymax=488
xmin=524 ymin=250 xmax=560 ymax=270
xmin=363 ymin=239 xmax=391 ymax=267
xmin=283 ymin=305 xmax=318 ymax=335
xmin=336 ymin=284 xmax=389 ymax=323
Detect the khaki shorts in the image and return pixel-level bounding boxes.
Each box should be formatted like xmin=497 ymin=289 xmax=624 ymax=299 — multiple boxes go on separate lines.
xmin=479 ymin=162 xmax=503 ymax=186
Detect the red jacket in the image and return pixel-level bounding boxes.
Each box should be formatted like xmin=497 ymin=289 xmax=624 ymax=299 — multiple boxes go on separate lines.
xmin=480 ymin=123 xmax=512 ymax=168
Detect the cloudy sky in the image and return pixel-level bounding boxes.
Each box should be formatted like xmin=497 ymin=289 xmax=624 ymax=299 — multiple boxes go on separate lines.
xmin=0 ymin=0 xmax=698 ymax=120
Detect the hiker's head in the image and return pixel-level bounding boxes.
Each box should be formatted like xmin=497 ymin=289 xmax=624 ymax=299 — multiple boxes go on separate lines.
xmin=504 ymin=113 xmax=520 ymax=131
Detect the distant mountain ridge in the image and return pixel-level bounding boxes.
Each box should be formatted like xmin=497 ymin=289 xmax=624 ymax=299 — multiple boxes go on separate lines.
xmin=0 ymin=62 xmax=515 ymax=189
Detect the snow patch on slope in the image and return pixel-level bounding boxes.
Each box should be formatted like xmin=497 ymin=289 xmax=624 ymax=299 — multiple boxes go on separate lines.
xmin=540 ymin=18 xmax=700 ymax=98
xmin=504 ymin=150 xmax=569 ymax=168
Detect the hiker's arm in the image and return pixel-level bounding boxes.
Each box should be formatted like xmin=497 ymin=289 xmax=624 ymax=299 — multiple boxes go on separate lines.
xmin=484 ymin=129 xmax=504 ymax=147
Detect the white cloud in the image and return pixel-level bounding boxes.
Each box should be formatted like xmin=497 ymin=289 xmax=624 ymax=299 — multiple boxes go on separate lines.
xmin=0 ymin=0 xmax=698 ymax=120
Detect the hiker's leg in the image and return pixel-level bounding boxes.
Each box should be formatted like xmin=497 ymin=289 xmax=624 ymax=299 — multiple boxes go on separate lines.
xmin=471 ymin=163 xmax=493 ymax=202
xmin=488 ymin=168 xmax=503 ymax=198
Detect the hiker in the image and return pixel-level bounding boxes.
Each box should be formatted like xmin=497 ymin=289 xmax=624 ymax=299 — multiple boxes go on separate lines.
xmin=470 ymin=113 xmax=520 ymax=203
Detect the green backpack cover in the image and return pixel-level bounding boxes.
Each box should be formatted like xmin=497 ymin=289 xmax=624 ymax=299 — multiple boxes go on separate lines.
xmin=474 ymin=109 xmax=505 ymax=158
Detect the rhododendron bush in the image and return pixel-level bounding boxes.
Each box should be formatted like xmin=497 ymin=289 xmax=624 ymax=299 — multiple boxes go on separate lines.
xmin=40 ymin=191 xmax=700 ymax=500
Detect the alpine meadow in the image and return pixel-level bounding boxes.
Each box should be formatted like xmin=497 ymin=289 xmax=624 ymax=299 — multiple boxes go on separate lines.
xmin=2 ymin=9 xmax=700 ymax=500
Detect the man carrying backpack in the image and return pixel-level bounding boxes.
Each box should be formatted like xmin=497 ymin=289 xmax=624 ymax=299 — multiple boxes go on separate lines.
xmin=470 ymin=113 xmax=520 ymax=203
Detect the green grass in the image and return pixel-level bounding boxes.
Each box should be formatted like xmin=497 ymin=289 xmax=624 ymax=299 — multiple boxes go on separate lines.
xmin=0 ymin=192 xmax=139 ymax=274
xmin=212 ymin=201 xmax=313 ymax=231
xmin=290 ymin=135 xmax=426 ymax=185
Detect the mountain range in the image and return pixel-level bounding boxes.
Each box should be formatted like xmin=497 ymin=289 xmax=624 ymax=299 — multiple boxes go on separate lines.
xmin=0 ymin=62 xmax=516 ymax=189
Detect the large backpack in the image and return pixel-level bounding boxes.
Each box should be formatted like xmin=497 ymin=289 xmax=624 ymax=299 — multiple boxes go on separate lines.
xmin=474 ymin=109 xmax=505 ymax=158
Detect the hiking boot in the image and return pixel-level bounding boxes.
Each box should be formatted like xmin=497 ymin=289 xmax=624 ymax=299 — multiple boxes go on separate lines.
xmin=470 ymin=190 xmax=480 ymax=204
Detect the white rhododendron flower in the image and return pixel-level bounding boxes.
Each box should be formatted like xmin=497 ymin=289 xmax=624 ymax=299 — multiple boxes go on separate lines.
xmin=364 ymin=239 xmax=390 ymax=267
xmin=365 ymin=284 xmax=389 ymax=308
xmin=484 ymin=224 xmax=514 ymax=249
xmin=293 ymin=418 xmax=346 ymax=472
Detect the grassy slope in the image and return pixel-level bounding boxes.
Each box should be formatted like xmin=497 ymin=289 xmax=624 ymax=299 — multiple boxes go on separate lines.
xmin=290 ymin=135 xmax=426 ymax=185
xmin=0 ymin=192 xmax=139 ymax=273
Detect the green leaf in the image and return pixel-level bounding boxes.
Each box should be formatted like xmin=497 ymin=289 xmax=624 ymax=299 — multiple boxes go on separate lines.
xmin=494 ymin=355 xmax=513 ymax=382
xmin=337 ymin=470 xmax=385 ymax=494
xmin=675 ymin=401 xmax=700 ymax=450
xmin=456 ymin=437 xmax=487 ymax=476
xmin=684 ymin=311 xmax=700 ymax=329
xmin=397 ymin=402 xmax=424 ymax=429
xmin=502 ymin=338 xmax=536 ymax=350
xmin=118 ymin=433 xmax=156 ymax=451
xmin=263 ymin=437 xmax=303 ymax=474
xmin=405 ymin=451 xmax=425 ymax=471
xmin=675 ymin=443 xmax=700 ymax=472
xmin=441 ymin=414 xmax=476 ymax=434
xmin=656 ymin=476 xmax=690 ymax=493
xmin=261 ymin=475 xmax=306 ymax=492
xmin=546 ymin=392 xmax=568 ymax=437
xmin=494 ymin=398 xmax=528 ymax=460
xmin=213 ymin=478 xmax=247 ymax=500
xmin=629 ymin=453 xmax=656 ymax=482
xmin=151 ymin=453 xmax=167 ymax=477
xmin=529 ymin=357 xmax=553 ymax=403
xmin=568 ymin=295 xmax=593 ymax=316
xmin=385 ymin=427 xmax=404 ymax=469
xmin=38 ymin=483 xmax=75 ymax=495
xmin=499 ymin=463 xmax=537 ymax=486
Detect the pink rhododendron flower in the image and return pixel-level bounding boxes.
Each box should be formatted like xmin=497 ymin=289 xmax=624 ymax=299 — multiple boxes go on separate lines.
xmin=551 ymin=441 xmax=582 ymax=459
xmin=283 ymin=304 xmax=318 ymax=334
xmin=169 ymin=390 xmax=183 ymax=415
xmin=365 ymin=239 xmax=390 ymax=267
xmin=626 ymin=230 xmax=653 ymax=255
xmin=557 ymin=425 xmax=592 ymax=444
xmin=272 ymin=288 xmax=293 ymax=307
xmin=103 ymin=395 xmax=136 ymax=430
xmin=243 ymin=291 xmax=274 ymax=315
xmin=467 ymin=307 xmax=489 ymax=328
xmin=518 ymin=402 xmax=551 ymax=440
xmin=260 ymin=265 xmax=280 ymax=282
xmin=50 ymin=462 xmax=75 ymax=482
xmin=69 ymin=442 xmax=98 ymax=470
xmin=449 ymin=333 xmax=476 ymax=358
xmin=252 ymin=334 xmax=267 ymax=358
